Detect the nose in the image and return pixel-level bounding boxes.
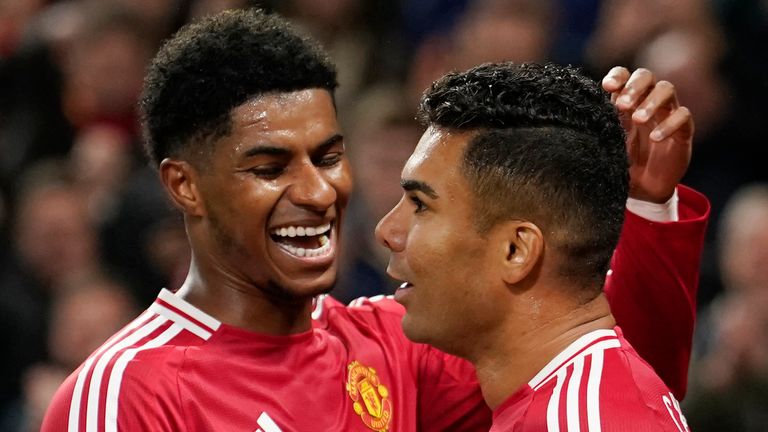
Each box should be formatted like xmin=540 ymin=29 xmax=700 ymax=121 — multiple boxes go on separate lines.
xmin=375 ymin=197 xmax=407 ymax=252
xmin=289 ymin=163 xmax=337 ymax=211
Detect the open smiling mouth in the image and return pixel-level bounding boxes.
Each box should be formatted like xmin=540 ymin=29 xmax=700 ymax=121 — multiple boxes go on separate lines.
xmin=270 ymin=222 xmax=333 ymax=258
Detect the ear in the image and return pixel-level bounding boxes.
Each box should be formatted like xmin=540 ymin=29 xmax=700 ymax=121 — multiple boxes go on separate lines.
xmin=497 ymin=221 xmax=544 ymax=285
xmin=159 ymin=158 xmax=206 ymax=217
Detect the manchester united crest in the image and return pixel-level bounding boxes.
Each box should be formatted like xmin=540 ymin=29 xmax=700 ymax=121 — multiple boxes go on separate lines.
xmin=345 ymin=361 xmax=393 ymax=431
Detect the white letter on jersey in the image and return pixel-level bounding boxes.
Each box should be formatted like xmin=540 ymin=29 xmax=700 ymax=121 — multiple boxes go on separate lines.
xmin=255 ymin=412 xmax=282 ymax=432
xmin=662 ymin=393 xmax=690 ymax=432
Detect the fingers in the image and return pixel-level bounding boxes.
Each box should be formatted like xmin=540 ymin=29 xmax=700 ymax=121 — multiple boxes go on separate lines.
xmin=631 ymin=80 xmax=678 ymax=124
xmin=614 ymin=68 xmax=655 ymax=111
xmin=602 ymin=66 xmax=631 ymax=92
xmin=649 ymin=106 xmax=694 ymax=142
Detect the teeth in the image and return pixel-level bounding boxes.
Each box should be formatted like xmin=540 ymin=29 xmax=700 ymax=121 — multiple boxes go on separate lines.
xmin=271 ymin=223 xmax=331 ymax=238
xmin=275 ymin=234 xmax=332 ymax=258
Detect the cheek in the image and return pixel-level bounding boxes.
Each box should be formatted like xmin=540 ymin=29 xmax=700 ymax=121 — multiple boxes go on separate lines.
xmin=407 ymin=224 xmax=476 ymax=271
xmin=331 ymin=161 xmax=354 ymax=202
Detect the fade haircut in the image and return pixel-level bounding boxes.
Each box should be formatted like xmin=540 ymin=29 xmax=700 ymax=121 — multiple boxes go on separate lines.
xmin=418 ymin=62 xmax=628 ymax=290
xmin=140 ymin=8 xmax=337 ymax=166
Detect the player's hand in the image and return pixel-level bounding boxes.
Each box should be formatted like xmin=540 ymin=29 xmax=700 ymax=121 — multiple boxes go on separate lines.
xmin=602 ymin=67 xmax=694 ymax=203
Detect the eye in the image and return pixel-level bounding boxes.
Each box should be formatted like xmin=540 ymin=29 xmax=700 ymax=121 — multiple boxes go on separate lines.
xmin=409 ymin=195 xmax=427 ymax=213
xmin=248 ymin=165 xmax=284 ymax=179
xmin=315 ymin=151 xmax=343 ymax=167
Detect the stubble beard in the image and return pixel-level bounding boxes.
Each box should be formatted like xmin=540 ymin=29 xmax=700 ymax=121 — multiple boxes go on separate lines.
xmin=209 ymin=212 xmax=337 ymax=305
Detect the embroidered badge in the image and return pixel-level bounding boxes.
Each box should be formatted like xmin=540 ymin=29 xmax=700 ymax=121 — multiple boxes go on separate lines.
xmin=345 ymin=361 xmax=393 ymax=431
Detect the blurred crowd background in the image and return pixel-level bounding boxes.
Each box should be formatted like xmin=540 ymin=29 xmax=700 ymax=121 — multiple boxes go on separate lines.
xmin=0 ymin=0 xmax=766 ymax=430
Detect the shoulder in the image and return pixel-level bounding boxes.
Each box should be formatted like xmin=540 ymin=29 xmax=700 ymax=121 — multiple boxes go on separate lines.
xmin=43 ymin=306 xmax=216 ymax=431
xmin=519 ymin=329 xmax=689 ymax=431
xmin=316 ymin=293 xmax=404 ymax=316
xmin=594 ymin=335 xmax=691 ymax=430
xmin=313 ymin=294 xmax=405 ymax=330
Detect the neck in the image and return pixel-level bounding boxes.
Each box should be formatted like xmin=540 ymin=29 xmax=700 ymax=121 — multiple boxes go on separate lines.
xmin=174 ymin=255 xmax=314 ymax=335
xmin=472 ymin=292 xmax=615 ymax=409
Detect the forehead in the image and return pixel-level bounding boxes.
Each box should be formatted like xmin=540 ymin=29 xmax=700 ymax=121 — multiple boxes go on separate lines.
xmin=223 ymin=89 xmax=339 ymax=153
xmin=403 ymin=126 xmax=474 ymax=180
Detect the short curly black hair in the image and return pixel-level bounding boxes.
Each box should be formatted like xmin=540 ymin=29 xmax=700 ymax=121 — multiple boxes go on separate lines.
xmin=418 ymin=62 xmax=628 ymax=291
xmin=140 ymin=8 xmax=337 ymax=166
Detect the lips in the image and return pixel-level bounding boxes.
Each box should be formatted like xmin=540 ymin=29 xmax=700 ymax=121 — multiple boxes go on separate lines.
xmin=393 ymin=280 xmax=414 ymax=303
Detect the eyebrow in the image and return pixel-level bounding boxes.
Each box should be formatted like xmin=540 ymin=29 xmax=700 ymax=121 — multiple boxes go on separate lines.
xmin=242 ymin=145 xmax=290 ymax=158
xmin=241 ymin=134 xmax=344 ymax=159
xmin=401 ymin=179 xmax=438 ymax=199
xmin=314 ymin=134 xmax=344 ymax=155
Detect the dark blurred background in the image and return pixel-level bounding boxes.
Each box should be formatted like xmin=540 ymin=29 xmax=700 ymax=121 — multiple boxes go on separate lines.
xmin=0 ymin=0 xmax=766 ymax=430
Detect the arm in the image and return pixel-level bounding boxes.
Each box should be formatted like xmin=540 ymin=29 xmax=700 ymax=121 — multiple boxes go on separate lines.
xmin=607 ymin=186 xmax=708 ymax=400
xmin=42 ymin=356 xmax=184 ymax=431
xmin=602 ymin=68 xmax=709 ymax=399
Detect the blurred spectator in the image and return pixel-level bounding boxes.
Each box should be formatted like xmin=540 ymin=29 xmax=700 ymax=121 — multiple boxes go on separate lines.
xmin=0 ymin=164 xmax=100 ymax=412
xmin=685 ymin=184 xmax=768 ymax=431
xmin=69 ymin=123 xmax=134 ymax=223
xmin=277 ymin=0 xmax=406 ymax=116
xmin=0 ymin=7 xmax=74 ymax=203
xmin=333 ymin=84 xmax=421 ymax=303
xmin=407 ymin=0 xmax=557 ymax=103
xmin=188 ymin=0 xmax=255 ymax=21
xmin=99 ymin=165 xmax=190 ymax=306
xmin=13 ymin=165 xmax=99 ymax=289
xmin=586 ymin=0 xmax=722 ymax=73
xmin=0 ymin=0 xmax=46 ymax=57
xmin=1 ymin=275 xmax=136 ymax=432
xmin=60 ymin=4 xmax=154 ymax=139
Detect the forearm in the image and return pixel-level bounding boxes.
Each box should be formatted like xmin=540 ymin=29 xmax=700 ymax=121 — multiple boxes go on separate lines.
xmin=606 ymin=185 xmax=709 ymax=399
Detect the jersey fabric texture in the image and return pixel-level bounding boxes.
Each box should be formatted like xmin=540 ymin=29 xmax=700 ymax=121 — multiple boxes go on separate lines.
xmin=42 ymin=186 xmax=708 ymax=431
xmin=489 ymin=328 xmax=690 ymax=432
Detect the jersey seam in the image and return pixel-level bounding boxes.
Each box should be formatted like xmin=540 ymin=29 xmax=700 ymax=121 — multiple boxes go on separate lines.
xmin=617 ymin=349 xmax=671 ymax=426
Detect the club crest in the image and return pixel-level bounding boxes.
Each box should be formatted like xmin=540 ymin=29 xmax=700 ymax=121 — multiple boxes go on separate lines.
xmin=345 ymin=361 xmax=393 ymax=431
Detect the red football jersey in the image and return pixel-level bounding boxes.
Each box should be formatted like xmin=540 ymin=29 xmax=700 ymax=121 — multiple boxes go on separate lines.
xmin=41 ymin=290 xmax=490 ymax=431
xmin=41 ymin=186 xmax=708 ymax=431
xmin=490 ymin=328 xmax=690 ymax=432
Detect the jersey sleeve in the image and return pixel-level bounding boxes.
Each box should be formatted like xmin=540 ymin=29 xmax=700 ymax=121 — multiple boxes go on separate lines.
xmin=40 ymin=371 xmax=77 ymax=432
xmin=41 ymin=349 xmax=186 ymax=432
xmin=414 ymin=344 xmax=492 ymax=431
xmin=605 ymin=185 xmax=709 ymax=399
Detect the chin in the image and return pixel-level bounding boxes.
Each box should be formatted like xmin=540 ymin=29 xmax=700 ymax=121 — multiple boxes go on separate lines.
xmin=400 ymin=314 xmax=434 ymax=345
xmin=269 ymin=273 xmax=337 ymax=301
xmin=401 ymin=313 xmax=465 ymax=357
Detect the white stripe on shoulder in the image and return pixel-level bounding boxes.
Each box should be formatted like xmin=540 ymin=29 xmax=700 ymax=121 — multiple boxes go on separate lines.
xmin=529 ymin=329 xmax=617 ymax=388
xmin=347 ymin=295 xmax=395 ymax=308
xmin=157 ymin=289 xmax=221 ymax=331
xmin=566 ymin=356 xmax=584 ymax=432
xmin=68 ymin=310 xmax=155 ymax=432
xmin=104 ymin=323 xmax=185 ymax=432
xmin=534 ymin=338 xmax=620 ymax=391
xmin=586 ymin=348 xmax=606 ymax=432
xmin=85 ymin=315 xmax=168 ymax=432
xmin=348 ymin=297 xmax=365 ymax=308
xmin=546 ymin=369 xmax=566 ymax=432
xmin=149 ymin=302 xmax=214 ymax=340
xmin=312 ymin=294 xmax=328 ymax=320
